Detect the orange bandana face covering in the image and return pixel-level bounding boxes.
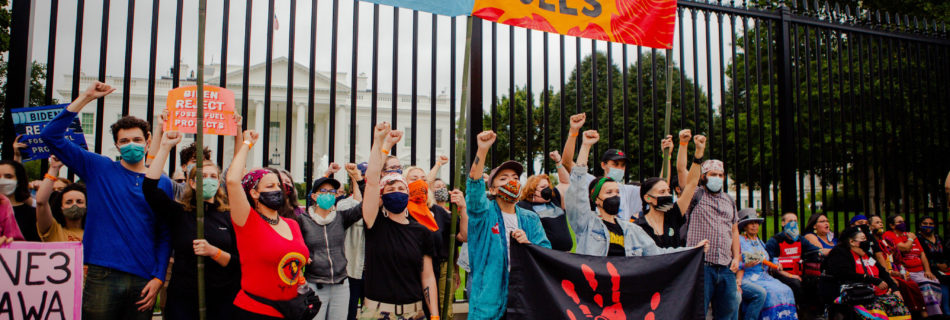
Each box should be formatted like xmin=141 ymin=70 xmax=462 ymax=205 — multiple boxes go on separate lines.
xmin=407 ymin=180 xmax=438 ymax=231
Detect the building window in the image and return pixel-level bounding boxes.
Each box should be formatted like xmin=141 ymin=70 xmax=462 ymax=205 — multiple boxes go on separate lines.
xmin=436 ymin=129 xmax=443 ymax=147
xmin=269 ymin=121 xmax=281 ymax=144
xmin=404 ymin=127 xmax=412 ymax=147
xmin=81 ymin=113 xmax=94 ymax=133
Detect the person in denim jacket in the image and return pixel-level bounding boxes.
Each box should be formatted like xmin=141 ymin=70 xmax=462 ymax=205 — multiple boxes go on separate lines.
xmin=465 ymin=130 xmax=551 ymax=320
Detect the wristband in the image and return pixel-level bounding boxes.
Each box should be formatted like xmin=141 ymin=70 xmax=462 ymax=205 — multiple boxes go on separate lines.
xmin=679 ymin=142 xmax=688 ymax=147
xmin=146 ymin=154 xmax=156 ymax=160
xmin=692 ymin=157 xmax=703 ymax=165
xmin=244 ymin=140 xmax=253 ymax=149
xmin=45 ymin=174 xmax=58 ymax=181
xmin=213 ymin=249 xmax=222 ymax=260
xmin=430 ymin=316 xmax=440 ymax=320
xmin=570 ymin=132 xmax=578 ymax=137
xmin=381 ymin=149 xmax=390 ymax=155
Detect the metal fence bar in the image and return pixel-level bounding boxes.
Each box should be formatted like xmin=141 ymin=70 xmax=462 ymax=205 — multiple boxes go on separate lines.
xmin=285 ymin=0 xmax=297 ymax=170
xmin=349 ymin=1 xmax=360 ymax=164
xmin=121 ymin=0 xmax=134 ymax=116
xmin=262 ymin=0 xmax=275 ymax=166
xmin=94 ymin=0 xmax=110 ymax=155
xmin=217 ymin=0 xmax=230 ymax=166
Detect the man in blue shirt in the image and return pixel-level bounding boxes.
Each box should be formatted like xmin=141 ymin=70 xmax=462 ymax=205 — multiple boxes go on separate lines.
xmin=41 ymin=81 xmax=173 ymax=320
xmin=466 ymin=130 xmax=551 ymax=320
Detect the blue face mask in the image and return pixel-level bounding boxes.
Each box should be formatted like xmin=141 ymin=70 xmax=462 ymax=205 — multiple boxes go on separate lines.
xmin=201 ymin=178 xmax=219 ymax=199
xmin=705 ymin=177 xmax=723 ymax=193
xmin=316 ymin=193 xmax=337 ymax=210
xmin=381 ymin=192 xmax=409 ymax=214
xmin=605 ymin=167 xmax=624 ymax=182
xmin=119 ymin=142 xmax=146 ymax=163
xmin=783 ymin=221 xmax=800 ymax=241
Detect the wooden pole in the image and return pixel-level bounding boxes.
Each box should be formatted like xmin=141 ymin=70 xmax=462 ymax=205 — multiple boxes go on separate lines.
xmin=195 ymin=0 xmax=208 ymax=319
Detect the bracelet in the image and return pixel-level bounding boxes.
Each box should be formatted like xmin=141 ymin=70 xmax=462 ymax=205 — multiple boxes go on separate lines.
xmin=146 ymin=154 xmax=156 ymax=160
xmin=381 ymin=149 xmax=390 ymax=155
xmin=430 ymin=316 xmax=440 ymax=320
xmin=213 ymin=249 xmax=222 ymax=260
xmin=244 ymin=140 xmax=253 ymax=149
xmin=570 ymin=132 xmax=578 ymax=137
xmin=556 ymin=163 xmax=564 ymax=169
xmin=692 ymin=157 xmax=703 ymax=165
xmin=679 ymin=142 xmax=688 ymax=147
xmin=45 ymin=173 xmax=58 ymax=181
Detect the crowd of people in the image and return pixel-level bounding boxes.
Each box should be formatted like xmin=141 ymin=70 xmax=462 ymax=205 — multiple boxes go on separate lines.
xmin=0 ymin=80 xmax=949 ymax=320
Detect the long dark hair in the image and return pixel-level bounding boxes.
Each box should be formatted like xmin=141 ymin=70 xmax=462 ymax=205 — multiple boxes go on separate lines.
xmin=885 ymin=214 xmax=903 ymax=231
xmin=0 ymin=160 xmax=30 ymax=202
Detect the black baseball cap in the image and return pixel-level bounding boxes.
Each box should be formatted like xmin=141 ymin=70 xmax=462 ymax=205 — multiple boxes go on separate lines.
xmin=601 ymin=149 xmax=628 ymax=163
xmin=488 ymin=160 xmax=524 ymax=185
xmin=310 ymin=177 xmax=342 ymax=193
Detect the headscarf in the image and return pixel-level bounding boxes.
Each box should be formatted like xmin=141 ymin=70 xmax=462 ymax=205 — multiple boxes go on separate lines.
xmin=241 ymin=168 xmax=273 ymax=194
xmin=407 ymin=180 xmax=438 ymax=231
xmin=701 ymin=159 xmax=724 ymax=174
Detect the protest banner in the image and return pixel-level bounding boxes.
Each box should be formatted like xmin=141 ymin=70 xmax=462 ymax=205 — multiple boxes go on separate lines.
xmin=164 ymin=85 xmax=237 ymax=136
xmin=507 ymin=242 xmax=704 ymax=320
xmin=11 ymin=104 xmax=88 ymax=162
xmin=0 ymin=242 xmax=83 ymax=320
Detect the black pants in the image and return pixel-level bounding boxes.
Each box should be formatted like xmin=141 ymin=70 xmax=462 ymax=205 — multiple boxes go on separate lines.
xmin=346 ymin=277 xmax=364 ymax=320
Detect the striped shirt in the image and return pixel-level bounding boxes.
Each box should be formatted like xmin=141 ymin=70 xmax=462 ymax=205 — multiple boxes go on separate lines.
xmin=685 ymin=187 xmax=738 ymax=266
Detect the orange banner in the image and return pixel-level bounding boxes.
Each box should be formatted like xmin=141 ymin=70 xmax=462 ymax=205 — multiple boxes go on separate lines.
xmin=163 ymin=86 xmax=238 ymax=136
xmin=472 ymin=0 xmax=676 ymax=48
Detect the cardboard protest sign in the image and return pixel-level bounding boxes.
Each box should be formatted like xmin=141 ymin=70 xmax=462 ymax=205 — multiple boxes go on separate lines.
xmin=11 ymin=104 xmax=89 ymax=162
xmin=0 ymin=242 xmax=83 ymax=320
xmin=164 ymin=85 xmax=237 ymax=136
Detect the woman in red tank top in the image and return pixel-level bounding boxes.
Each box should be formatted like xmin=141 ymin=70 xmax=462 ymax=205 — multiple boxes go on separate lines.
xmin=226 ymin=130 xmax=311 ymax=319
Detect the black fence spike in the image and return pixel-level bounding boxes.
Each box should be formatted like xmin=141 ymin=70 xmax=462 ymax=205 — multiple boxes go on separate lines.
xmin=912 ymin=16 xmax=919 ymax=31
xmin=832 ymin=3 xmax=841 ymax=21
xmin=874 ymin=10 xmax=881 ymax=24
xmin=844 ymin=5 xmax=852 ymax=22
xmin=884 ymin=11 xmax=891 ymax=26
xmin=802 ymin=0 xmax=809 ymax=14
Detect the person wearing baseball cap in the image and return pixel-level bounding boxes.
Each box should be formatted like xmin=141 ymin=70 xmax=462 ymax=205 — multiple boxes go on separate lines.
xmin=560 ymin=113 xmax=644 ymax=222
xmin=358 ymin=122 xmax=439 ymax=319
xmin=465 ymin=130 xmax=551 ymax=320
xmin=296 ymin=175 xmax=365 ymax=320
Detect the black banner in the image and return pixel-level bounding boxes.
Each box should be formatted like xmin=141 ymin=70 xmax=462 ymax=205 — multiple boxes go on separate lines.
xmin=507 ymin=242 xmax=705 ymax=320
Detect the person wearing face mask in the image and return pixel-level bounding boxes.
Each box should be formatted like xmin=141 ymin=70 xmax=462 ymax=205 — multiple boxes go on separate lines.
xmin=40 ymin=81 xmax=174 ymax=318
xmin=143 ymin=130 xmax=240 ymax=320
xmin=764 ymin=213 xmax=807 ymax=314
xmin=560 ymin=113 xmax=644 ymax=222
xmin=516 ymin=174 xmax=573 ymax=252
xmin=917 ymin=216 xmax=950 ymax=314
xmin=34 ymin=156 xmax=86 ymax=242
xmin=635 ymin=132 xmax=706 ymax=249
xmin=432 ymin=178 xmax=451 ymax=210
xmin=466 ymin=130 xmax=551 ymax=320
xmin=684 ymin=158 xmax=742 ymax=320
xmin=820 ymin=227 xmax=910 ymax=320
xmin=356 ymin=122 xmax=439 ymax=320
xmin=0 ymin=159 xmax=39 ymax=242
xmin=295 ymin=176 xmax=363 ymax=320
xmin=225 ymin=129 xmax=315 ymax=319
xmin=883 ymin=215 xmax=943 ymax=316
xmin=565 ymin=128 xmax=707 ymax=259
xmin=0 ymin=193 xmax=25 ymax=244
xmin=869 ymin=215 xmax=928 ymax=316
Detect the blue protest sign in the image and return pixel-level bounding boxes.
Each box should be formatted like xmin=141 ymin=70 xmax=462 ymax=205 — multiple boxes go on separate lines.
xmin=11 ymin=104 xmax=88 ymax=162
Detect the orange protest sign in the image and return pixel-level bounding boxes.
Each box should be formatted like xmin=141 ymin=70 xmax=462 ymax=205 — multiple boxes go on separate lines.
xmin=164 ymin=85 xmax=238 ymax=136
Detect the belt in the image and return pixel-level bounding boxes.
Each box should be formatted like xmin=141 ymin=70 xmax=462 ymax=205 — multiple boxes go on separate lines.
xmin=703 ymin=262 xmax=728 ymax=268
xmin=363 ymin=298 xmax=423 ymax=315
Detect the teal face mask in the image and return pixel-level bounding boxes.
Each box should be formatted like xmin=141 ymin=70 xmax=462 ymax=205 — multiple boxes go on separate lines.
xmin=201 ymin=178 xmax=219 ymax=199
xmin=606 ymin=167 xmax=624 ymax=182
xmin=119 ymin=142 xmax=146 ymax=163
xmin=316 ymin=193 xmax=337 ymax=210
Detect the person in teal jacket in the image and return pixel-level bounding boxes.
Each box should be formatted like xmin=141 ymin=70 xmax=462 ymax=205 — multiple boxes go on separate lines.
xmin=466 ymin=130 xmax=551 ymax=320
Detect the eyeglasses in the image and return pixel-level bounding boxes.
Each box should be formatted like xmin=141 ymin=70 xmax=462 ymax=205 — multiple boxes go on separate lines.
xmin=174 ymin=179 xmax=185 ymax=183
xmin=315 ymin=188 xmax=336 ymax=194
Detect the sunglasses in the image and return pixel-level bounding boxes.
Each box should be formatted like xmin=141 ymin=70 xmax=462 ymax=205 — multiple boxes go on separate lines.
xmin=314 ymin=188 xmax=336 ymax=194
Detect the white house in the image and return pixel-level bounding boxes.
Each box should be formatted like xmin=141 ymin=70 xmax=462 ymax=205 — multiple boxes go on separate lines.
xmin=59 ymin=57 xmax=454 ymax=184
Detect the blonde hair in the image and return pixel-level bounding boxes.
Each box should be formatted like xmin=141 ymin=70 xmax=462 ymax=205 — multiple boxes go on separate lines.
xmin=181 ymin=162 xmax=229 ymax=212
xmin=519 ymin=174 xmax=550 ymax=202
xmin=405 ymin=166 xmax=435 ymax=207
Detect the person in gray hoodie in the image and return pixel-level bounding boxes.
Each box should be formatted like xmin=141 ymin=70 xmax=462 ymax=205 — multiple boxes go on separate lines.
xmin=297 ymin=175 xmax=363 ymax=320
xmin=565 ymin=128 xmax=708 ymax=257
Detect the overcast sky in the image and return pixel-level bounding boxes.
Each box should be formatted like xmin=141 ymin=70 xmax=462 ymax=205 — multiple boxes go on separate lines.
xmin=28 ymin=0 xmax=745 ymax=114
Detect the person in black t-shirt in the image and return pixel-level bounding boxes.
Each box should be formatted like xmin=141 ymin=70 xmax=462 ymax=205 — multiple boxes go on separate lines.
xmin=636 ymin=130 xmax=706 ymax=249
xmin=359 ymin=122 xmax=439 ymax=320
xmin=516 ymin=174 xmax=574 ymax=251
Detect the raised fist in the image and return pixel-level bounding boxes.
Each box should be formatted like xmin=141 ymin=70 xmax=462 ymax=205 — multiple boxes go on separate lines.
xmin=569 ymin=113 xmax=586 ymax=130
xmin=693 ymin=135 xmax=707 ymax=150
xmin=476 ymin=131 xmax=497 ymax=150
xmin=243 ymin=130 xmax=260 ymax=144
xmin=83 ymin=81 xmax=115 ymax=100
xmin=384 ymin=130 xmax=404 ymax=148
xmin=162 ymin=131 xmax=183 ymax=148
xmin=327 ymin=162 xmax=342 ymax=174
xmin=679 ymin=129 xmax=692 ymax=144
xmin=374 ymin=122 xmax=391 ymax=140
xmin=549 ymin=151 xmax=562 ymax=163
xmin=438 ymin=155 xmax=449 ymax=165
xmin=581 ymin=130 xmax=600 ymax=146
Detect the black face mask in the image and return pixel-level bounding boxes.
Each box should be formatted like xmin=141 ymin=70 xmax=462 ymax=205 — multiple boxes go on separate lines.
xmin=540 ymin=187 xmax=553 ymax=201
xmin=858 ymin=240 xmax=871 ymax=253
xmin=653 ymin=195 xmax=674 ymax=212
xmin=855 ymin=225 xmax=871 ymax=236
xmin=258 ymin=190 xmax=285 ymax=210
xmin=600 ymin=196 xmax=621 ymax=215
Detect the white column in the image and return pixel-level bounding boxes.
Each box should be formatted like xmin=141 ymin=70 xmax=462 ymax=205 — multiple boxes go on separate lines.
xmin=254 ymin=100 xmax=265 ymax=168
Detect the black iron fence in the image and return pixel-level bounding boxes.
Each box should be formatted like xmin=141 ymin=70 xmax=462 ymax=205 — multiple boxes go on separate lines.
xmin=3 ymin=0 xmax=949 ymax=245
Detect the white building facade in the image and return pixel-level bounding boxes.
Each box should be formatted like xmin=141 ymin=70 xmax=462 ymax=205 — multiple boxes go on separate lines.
xmin=59 ymin=58 xmax=454 ymax=183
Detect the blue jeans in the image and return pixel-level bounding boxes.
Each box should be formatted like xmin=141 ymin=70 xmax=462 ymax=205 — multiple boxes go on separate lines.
xmin=82 ymin=265 xmax=154 ymax=320
xmin=309 ymin=279 xmax=351 ymax=320
xmin=704 ymin=265 xmax=740 ymax=320
xmin=941 ymin=284 xmax=950 ymax=315
xmin=740 ymin=282 xmax=767 ymax=320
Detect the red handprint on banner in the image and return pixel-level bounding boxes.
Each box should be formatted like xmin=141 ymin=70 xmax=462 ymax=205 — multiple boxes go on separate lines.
xmin=561 ymin=262 xmax=626 ymax=320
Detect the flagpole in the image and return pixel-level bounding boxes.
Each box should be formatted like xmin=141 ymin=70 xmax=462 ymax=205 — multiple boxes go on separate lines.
xmin=441 ymin=15 xmax=474 ymax=318
xmin=195 ymin=0 xmax=208 ymax=319
xmin=660 ymin=47 xmax=674 ymax=179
